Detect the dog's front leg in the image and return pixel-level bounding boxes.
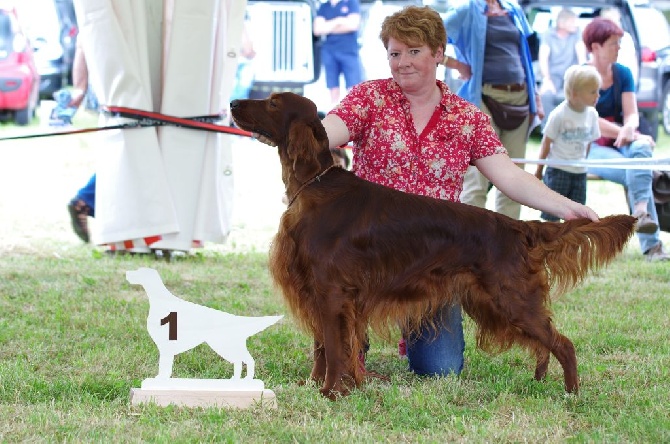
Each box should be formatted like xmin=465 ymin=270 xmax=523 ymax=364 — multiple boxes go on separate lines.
xmin=534 ymin=346 xmax=550 ymax=381
xmin=157 ymin=352 xmax=174 ymax=379
xmin=310 ymin=339 xmax=326 ymax=383
xmin=320 ymin=308 xmax=356 ymax=400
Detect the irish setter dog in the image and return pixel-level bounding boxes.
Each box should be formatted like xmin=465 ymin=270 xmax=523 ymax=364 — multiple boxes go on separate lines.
xmin=230 ymin=92 xmax=636 ymax=400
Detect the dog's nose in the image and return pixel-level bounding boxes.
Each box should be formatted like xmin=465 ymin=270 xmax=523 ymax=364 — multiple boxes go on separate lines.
xmin=230 ymin=100 xmax=240 ymax=110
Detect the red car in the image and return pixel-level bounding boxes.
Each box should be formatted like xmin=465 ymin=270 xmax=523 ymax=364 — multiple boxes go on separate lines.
xmin=0 ymin=6 xmax=39 ymax=125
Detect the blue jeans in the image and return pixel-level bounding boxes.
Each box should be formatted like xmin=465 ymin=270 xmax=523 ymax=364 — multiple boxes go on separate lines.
xmin=587 ymin=141 xmax=660 ymax=253
xmin=406 ymin=303 xmax=465 ymax=376
xmin=77 ymin=174 xmax=96 ymax=217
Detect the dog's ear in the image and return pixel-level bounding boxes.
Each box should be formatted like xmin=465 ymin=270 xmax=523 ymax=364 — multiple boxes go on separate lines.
xmin=287 ymin=120 xmax=323 ymax=182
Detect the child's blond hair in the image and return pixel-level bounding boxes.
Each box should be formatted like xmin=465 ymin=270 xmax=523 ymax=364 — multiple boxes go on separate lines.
xmin=564 ymin=64 xmax=601 ymax=98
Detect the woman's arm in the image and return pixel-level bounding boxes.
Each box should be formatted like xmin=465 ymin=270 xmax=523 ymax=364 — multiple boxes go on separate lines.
xmin=442 ymin=55 xmax=472 ymax=80
xmin=475 ymin=153 xmax=599 ymax=221
xmin=614 ymin=90 xmax=639 ymax=146
xmin=322 ymin=114 xmax=351 ymax=149
xmin=598 ymin=90 xmax=654 ymax=147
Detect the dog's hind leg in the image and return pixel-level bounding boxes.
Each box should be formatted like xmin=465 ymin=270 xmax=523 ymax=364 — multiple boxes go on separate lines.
xmin=515 ymin=318 xmax=578 ymax=393
xmin=489 ymin=282 xmax=578 ymax=393
xmin=549 ymin=331 xmax=578 ymax=393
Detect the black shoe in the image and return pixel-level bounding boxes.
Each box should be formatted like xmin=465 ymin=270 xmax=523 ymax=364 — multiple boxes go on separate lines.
xmin=67 ymin=198 xmax=91 ymax=243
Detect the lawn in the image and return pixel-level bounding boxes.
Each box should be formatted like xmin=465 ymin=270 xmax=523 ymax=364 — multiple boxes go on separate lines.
xmin=0 ymin=108 xmax=669 ymax=442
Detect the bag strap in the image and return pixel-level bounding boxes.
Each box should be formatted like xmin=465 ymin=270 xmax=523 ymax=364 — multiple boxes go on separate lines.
xmin=611 ymin=63 xmax=623 ymax=124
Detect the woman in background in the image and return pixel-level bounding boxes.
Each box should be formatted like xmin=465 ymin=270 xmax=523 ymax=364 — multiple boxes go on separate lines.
xmin=583 ymin=17 xmax=668 ymax=261
xmin=442 ymin=0 xmax=543 ymax=219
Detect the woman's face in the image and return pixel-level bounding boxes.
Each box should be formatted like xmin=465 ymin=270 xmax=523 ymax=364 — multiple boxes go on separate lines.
xmin=386 ymin=37 xmax=442 ymax=92
xmin=592 ymin=34 xmax=621 ymax=64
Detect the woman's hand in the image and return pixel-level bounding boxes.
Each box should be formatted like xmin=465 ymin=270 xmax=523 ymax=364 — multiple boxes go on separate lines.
xmin=613 ymin=126 xmax=656 ymax=148
xmin=477 ymin=153 xmax=600 ymax=222
xmin=558 ymin=201 xmax=599 ymax=222
xmin=455 ymin=61 xmax=472 ymax=81
xmin=613 ymin=124 xmax=637 ymax=147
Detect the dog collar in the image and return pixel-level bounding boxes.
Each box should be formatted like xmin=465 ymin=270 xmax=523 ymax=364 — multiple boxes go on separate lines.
xmin=287 ymin=165 xmax=340 ymax=208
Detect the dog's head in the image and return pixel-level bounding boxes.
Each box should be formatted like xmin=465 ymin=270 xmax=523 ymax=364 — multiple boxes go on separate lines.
xmin=230 ymin=92 xmax=332 ymax=183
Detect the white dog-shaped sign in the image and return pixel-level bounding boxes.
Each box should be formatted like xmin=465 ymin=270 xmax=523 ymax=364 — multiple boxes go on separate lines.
xmin=126 ymin=267 xmax=282 ymax=381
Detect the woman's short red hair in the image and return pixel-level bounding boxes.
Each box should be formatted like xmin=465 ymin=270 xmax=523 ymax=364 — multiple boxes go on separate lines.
xmin=582 ymin=17 xmax=624 ymax=52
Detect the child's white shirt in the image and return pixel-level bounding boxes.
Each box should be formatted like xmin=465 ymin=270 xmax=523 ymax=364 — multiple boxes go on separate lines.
xmin=543 ymin=101 xmax=601 ymax=174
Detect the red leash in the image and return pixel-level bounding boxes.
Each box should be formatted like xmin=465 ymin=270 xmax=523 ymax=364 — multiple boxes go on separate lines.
xmin=104 ymin=106 xmax=253 ymax=137
xmin=0 ymin=107 xmax=253 ymax=141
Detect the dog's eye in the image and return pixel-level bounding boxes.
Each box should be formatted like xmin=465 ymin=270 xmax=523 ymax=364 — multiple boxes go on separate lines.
xmin=269 ymin=99 xmax=278 ymax=109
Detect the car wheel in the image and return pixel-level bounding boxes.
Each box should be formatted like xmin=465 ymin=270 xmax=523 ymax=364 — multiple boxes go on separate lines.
xmin=15 ymin=106 xmax=33 ymax=126
xmin=663 ymin=81 xmax=670 ymax=135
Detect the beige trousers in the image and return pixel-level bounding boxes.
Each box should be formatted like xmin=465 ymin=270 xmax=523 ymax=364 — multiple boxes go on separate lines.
xmin=460 ymin=84 xmax=531 ymax=219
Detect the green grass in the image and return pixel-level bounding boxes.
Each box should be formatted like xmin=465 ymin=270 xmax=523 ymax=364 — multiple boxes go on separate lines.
xmin=0 ymin=110 xmax=669 ymax=442
xmin=1 ymin=248 xmax=669 ymax=442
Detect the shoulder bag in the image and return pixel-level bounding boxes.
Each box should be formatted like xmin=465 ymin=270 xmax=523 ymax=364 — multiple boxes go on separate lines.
xmin=481 ymin=94 xmax=529 ymax=131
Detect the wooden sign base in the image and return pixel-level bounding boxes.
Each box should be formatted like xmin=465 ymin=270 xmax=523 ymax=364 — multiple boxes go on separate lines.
xmin=130 ymin=378 xmax=277 ymax=409
xmin=125 ymin=268 xmax=282 ymax=409
xmin=130 ymin=387 xmax=277 ymax=409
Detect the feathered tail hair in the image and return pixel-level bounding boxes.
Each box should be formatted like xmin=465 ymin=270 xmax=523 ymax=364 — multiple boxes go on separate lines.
xmin=527 ymin=214 xmax=636 ymax=297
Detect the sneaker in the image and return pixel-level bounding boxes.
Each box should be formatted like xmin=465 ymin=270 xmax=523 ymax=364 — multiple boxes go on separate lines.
xmin=67 ymin=198 xmax=91 ymax=243
xmin=633 ymin=210 xmax=658 ymax=234
xmin=644 ymin=242 xmax=670 ymax=262
xmin=398 ymin=338 xmax=407 ymax=357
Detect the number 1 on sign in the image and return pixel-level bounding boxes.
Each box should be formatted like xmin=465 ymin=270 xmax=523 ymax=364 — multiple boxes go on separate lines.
xmin=161 ymin=311 xmax=178 ymax=340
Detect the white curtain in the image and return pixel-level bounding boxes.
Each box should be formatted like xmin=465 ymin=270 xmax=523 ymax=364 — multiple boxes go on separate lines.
xmin=73 ymin=0 xmax=244 ymax=252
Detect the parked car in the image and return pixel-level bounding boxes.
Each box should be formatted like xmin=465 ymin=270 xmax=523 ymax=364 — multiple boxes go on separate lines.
xmin=245 ymin=0 xmax=321 ymax=99
xmin=518 ymin=0 xmax=669 ymax=140
xmin=0 ymin=6 xmax=40 ymax=125
xmin=54 ymin=0 xmax=78 ymax=85
xmin=14 ymin=0 xmax=69 ymax=99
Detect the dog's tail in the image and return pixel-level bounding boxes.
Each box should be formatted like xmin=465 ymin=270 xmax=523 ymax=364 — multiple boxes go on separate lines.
xmin=528 ymin=214 xmax=636 ymax=296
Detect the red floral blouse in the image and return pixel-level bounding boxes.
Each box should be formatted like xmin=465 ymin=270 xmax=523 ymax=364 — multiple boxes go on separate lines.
xmin=330 ymin=79 xmax=506 ymax=202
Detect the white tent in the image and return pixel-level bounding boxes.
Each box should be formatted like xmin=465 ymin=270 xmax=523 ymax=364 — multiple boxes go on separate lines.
xmin=73 ymin=0 xmax=245 ymax=253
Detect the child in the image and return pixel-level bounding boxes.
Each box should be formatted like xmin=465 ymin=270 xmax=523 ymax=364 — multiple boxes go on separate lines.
xmin=535 ymin=64 xmax=601 ymax=221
